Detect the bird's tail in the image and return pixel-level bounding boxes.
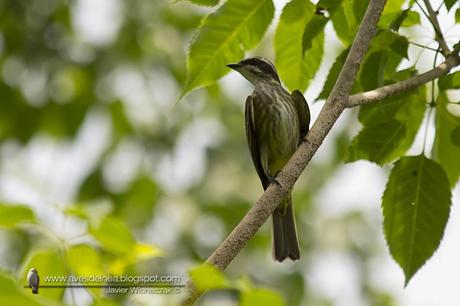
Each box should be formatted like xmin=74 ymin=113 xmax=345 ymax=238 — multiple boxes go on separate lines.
xmin=272 ymin=194 xmax=300 ymax=261
xmin=32 ymin=286 xmax=38 ymax=294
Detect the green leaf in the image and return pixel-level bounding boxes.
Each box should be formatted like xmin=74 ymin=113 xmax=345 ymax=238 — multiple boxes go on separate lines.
xmin=131 ymin=242 xmax=163 ymax=260
xmin=358 ymin=87 xmax=423 ymax=125
xmin=316 ymin=48 xmax=348 ymax=100
xmin=63 ymin=206 xmax=89 ymax=219
xmin=67 ymin=245 xmax=104 ymax=279
xmin=402 ymin=10 xmax=421 ymax=27
xmin=110 ymin=101 xmax=133 ymax=140
xmin=347 ymin=87 xmax=426 ymax=165
xmin=370 ymin=30 xmax=400 ymax=49
xmin=240 ymin=288 xmax=285 ymax=306
xmin=90 ymin=216 xmax=136 ymax=254
xmin=347 ymin=119 xmax=406 ymax=165
xmin=109 ymin=242 xmax=163 ymax=274
xmin=390 ymin=36 xmax=409 ymax=59
xmin=382 ymin=0 xmax=405 ymax=14
xmin=184 ymin=0 xmax=219 ymax=6
xmin=91 ymin=299 xmax=119 ymax=306
xmin=115 ymin=176 xmax=159 ymax=228
xmin=456 ymin=9 xmax=460 ymax=23
xmin=382 ymin=155 xmax=452 ymax=285
xmin=390 ymin=67 xmax=417 ymax=80
xmin=189 ymin=264 xmax=229 ymax=291
xmin=20 ymin=249 xmax=67 ymax=300
xmin=332 ymin=0 xmax=369 ymax=45
xmin=385 ymin=9 xmax=420 ymax=30
xmin=275 ymin=0 xmax=324 ymax=92
xmin=359 ymin=51 xmax=388 ymax=91
xmin=369 ymin=30 xmax=409 ymax=60
xmin=451 ymin=125 xmax=460 ymax=146
xmin=445 ymin=0 xmax=457 ymax=11
xmin=379 ymin=13 xmax=397 ymax=29
xmin=0 ymin=272 xmax=41 ymax=306
xmin=316 ymin=0 xmax=345 ymax=10
xmin=343 ymin=2 xmax=357 ymax=36
xmin=433 ymin=93 xmax=460 ymax=186
xmin=183 ymin=0 xmax=274 ymax=95
xmin=320 ymin=33 xmax=405 ymax=99
xmin=64 ymin=200 xmax=113 ymax=226
xmin=301 ymin=0 xmax=344 ymax=53
xmin=77 ymin=168 xmax=107 ymax=202
xmin=67 ymin=244 xmax=106 ymax=296
xmin=331 ymin=6 xmax=353 ymax=44
xmin=0 ymin=204 xmax=35 ymax=227
xmin=438 ymin=71 xmax=460 ymax=90
xmin=301 ymin=13 xmax=327 ymax=53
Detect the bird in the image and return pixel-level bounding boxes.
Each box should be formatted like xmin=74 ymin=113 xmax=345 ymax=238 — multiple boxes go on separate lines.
xmin=227 ymin=56 xmax=310 ymax=262
xmin=27 ymin=268 xmax=40 ymax=294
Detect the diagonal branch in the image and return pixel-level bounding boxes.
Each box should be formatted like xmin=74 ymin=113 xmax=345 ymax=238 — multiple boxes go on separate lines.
xmin=348 ymin=44 xmax=460 ymax=107
xmin=181 ymin=0 xmax=387 ymax=305
xmin=420 ymin=0 xmax=450 ymax=56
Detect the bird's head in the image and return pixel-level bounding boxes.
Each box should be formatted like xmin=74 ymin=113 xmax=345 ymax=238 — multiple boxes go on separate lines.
xmin=227 ymin=57 xmax=281 ymax=85
xmin=29 ymin=268 xmax=37 ymax=273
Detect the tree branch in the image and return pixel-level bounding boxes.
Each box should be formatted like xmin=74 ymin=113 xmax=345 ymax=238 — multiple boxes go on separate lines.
xmin=347 ymin=47 xmax=460 ymax=107
xmin=181 ymin=0 xmax=387 ymax=305
xmin=421 ymin=0 xmax=450 ymax=56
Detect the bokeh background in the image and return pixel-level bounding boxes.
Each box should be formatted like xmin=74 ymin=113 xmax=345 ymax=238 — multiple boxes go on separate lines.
xmin=0 ymin=0 xmax=459 ymax=305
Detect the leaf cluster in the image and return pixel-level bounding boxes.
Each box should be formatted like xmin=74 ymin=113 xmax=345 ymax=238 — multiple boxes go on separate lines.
xmin=182 ymin=0 xmax=460 ymax=289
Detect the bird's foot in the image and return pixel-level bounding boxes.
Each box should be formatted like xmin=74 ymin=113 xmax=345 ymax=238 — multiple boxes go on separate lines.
xmin=268 ymin=172 xmax=282 ymax=187
xmin=301 ymin=136 xmax=311 ymax=145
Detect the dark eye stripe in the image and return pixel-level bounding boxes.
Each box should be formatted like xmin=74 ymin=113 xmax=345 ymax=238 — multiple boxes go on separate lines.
xmin=240 ymin=57 xmax=275 ymax=69
xmin=239 ymin=57 xmax=280 ymax=82
xmin=240 ymin=58 xmax=259 ymax=65
xmin=257 ymin=58 xmax=276 ymax=72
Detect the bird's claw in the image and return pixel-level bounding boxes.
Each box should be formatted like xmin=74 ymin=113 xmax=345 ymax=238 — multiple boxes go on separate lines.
xmin=301 ymin=137 xmax=311 ymax=145
xmin=268 ymin=173 xmax=282 ymax=187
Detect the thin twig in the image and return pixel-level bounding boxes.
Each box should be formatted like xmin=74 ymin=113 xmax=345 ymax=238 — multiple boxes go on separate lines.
xmin=422 ymin=46 xmax=441 ymax=155
xmin=348 ymin=43 xmax=460 ymax=107
xmin=415 ymin=0 xmax=431 ymax=22
xmin=435 ymin=1 xmax=443 ymax=12
xmin=409 ymin=41 xmax=440 ymax=52
xmin=421 ymin=0 xmax=451 ymax=55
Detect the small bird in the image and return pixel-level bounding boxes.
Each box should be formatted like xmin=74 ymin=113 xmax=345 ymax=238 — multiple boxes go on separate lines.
xmin=27 ymin=268 xmax=39 ymax=294
xmin=227 ymin=57 xmax=310 ymax=261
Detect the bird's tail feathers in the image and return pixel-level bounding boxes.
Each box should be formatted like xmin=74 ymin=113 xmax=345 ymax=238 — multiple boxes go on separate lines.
xmin=272 ymin=195 xmax=300 ymax=261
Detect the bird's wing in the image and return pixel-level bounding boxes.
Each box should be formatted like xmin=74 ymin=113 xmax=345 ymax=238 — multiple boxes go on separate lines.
xmin=28 ymin=272 xmax=38 ymax=286
xmin=37 ymin=273 xmax=39 ymax=286
xmin=245 ymin=95 xmax=270 ymax=190
xmin=291 ymin=90 xmax=311 ymax=140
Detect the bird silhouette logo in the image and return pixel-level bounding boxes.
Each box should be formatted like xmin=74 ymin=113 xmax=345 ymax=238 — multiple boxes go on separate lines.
xmin=27 ymin=268 xmax=39 ymax=294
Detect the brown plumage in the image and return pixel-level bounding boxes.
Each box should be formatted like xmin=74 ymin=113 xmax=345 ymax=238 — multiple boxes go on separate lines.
xmin=227 ymin=57 xmax=310 ymax=261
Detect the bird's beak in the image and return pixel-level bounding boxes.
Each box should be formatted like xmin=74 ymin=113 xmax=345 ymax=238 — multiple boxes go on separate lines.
xmin=226 ymin=63 xmax=241 ymax=70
